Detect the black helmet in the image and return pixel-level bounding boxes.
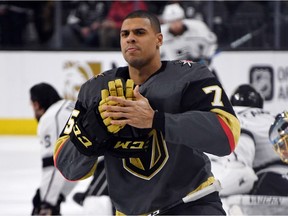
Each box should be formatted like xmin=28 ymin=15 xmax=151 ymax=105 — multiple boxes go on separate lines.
xmin=230 ymin=84 xmax=263 ymax=108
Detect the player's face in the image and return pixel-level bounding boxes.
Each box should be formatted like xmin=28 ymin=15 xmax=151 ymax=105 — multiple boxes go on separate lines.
xmin=30 ymin=101 xmax=45 ymax=122
xmin=120 ymin=17 xmax=162 ymax=68
xmin=273 ymin=135 xmax=288 ymax=163
xmin=169 ymin=20 xmax=184 ymax=34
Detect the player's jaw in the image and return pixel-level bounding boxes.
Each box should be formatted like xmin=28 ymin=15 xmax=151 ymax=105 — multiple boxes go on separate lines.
xmin=122 ymin=45 xmax=143 ymax=65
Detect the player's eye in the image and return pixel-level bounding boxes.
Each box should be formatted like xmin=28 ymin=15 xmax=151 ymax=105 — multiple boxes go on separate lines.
xmin=135 ymin=29 xmax=145 ymax=35
xmin=121 ymin=31 xmax=129 ymax=37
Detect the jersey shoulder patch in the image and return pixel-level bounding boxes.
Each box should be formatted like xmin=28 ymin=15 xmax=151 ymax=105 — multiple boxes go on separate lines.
xmin=174 ymin=60 xmax=195 ymax=67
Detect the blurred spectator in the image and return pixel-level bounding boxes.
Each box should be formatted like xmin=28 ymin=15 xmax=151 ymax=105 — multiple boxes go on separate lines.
xmin=0 ymin=1 xmax=286 ymax=50
xmin=31 ymin=1 xmax=55 ymax=45
xmin=61 ymin=1 xmax=110 ymax=48
xmin=0 ymin=1 xmax=54 ymax=48
xmin=0 ymin=1 xmax=31 ymax=47
xmin=98 ymin=0 xmax=148 ymax=49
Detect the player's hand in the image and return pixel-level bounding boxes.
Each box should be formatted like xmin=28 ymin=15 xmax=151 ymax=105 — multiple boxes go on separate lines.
xmin=101 ymin=85 xmax=155 ymax=129
xmin=39 ymin=207 xmax=52 ymax=216
xmin=33 ymin=201 xmax=59 ymax=216
xmin=98 ymin=79 xmax=135 ymax=133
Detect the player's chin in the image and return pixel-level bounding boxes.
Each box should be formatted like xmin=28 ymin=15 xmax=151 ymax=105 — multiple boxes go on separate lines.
xmin=124 ymin=56 xmax=144 ymax=68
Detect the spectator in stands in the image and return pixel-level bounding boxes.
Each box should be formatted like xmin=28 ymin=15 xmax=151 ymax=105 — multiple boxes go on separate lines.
xmin=0 ymin=1 xmax=55 ymax=48
xmin=61 ymin=1 xmax=110 ymax=48
xmin=98 ymin=0 xmax=148 ymax=48
xmin=30 ymin=1 xmax=55 ymax=45
xmin=0 ymin=1 xmax=31 ymax=47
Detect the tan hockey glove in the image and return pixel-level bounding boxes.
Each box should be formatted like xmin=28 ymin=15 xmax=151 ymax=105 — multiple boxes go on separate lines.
xmin=98 ymin=79 xmax=135 ymax=133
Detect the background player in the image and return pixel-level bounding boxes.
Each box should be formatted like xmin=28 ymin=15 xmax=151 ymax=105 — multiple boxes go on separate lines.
xmin=30 ymin=83 xmax=78 ymax=215
xmin=210 ymin=84 xmax=288 ymax=198
xmin=230 ymin=84 xmax=288 ymax=196
xmin=160 ymin=3 xmax=217 ymax=66
xmin=269 ymin=111 xmax=288 ymax=164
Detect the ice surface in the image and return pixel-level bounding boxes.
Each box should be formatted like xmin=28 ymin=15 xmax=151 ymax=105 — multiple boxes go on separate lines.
xmin=3 ymin=136 xmax=286 ymax=216
xmin=0 ymin=135 xmax=91 ymax=215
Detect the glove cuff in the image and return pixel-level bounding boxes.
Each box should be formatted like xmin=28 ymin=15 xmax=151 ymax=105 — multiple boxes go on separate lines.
xmin=70 ymin=104 xmax=113 ymax=156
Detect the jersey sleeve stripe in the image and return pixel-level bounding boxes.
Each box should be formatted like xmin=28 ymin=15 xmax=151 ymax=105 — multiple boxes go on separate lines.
xmin=217 ymin=116 xmax=236 ymax=152
xmin=53 ymin=135 xmax=69 ymax=165
xmin=211 ymin=108 xmax=240 ymax=152
xmin=54 ymin=135 xmax=97 ymax=181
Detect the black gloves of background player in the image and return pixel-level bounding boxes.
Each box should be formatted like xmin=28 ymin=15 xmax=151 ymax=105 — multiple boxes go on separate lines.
xmin=70 ymin=79 xmax=144 ymax=157
xmin=31 ymin=189 xmax=65 ymax=215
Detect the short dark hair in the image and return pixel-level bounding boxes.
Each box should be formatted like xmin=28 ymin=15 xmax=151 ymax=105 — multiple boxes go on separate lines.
xmin=123 ymin=10 xmax=161 ymax=33
xmin=30 ymin=82 xmax=61 ymax=111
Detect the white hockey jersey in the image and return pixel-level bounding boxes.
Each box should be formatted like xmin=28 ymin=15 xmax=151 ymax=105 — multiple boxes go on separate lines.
xmin=37 ymin=99 xmax=77 ymax=205
xmin=160 ymin=19 xmax=217 ymax=61
xmin=233 ymin=106 xmax=287 ymax=174
xmin=208 ymin=106 xmax=288 ymax=196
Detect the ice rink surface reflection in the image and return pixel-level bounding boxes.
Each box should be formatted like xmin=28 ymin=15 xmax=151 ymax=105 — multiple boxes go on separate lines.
xmin=0 ymin=135 xmax=90 ymax=215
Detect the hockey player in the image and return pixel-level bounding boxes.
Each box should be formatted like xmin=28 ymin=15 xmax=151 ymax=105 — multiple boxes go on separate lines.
xmin=227 ymin=84 xmax=288 ymax=196
xmin=30 ymin=83 xmax=77 ymax=215
xmin=160 ymin=3 xmax=217 ymax=66
xmin=54 ymin=10 xmax=240 ymax=215
xmin=269 ymin=111 xmax=288 ymax=164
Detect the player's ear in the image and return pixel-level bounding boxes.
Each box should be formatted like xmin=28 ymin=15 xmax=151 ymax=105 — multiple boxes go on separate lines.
xmin=31 ymin=101 xmax=40 ymax=110
xmin=156 ymin=33 xmax=163 ymax=48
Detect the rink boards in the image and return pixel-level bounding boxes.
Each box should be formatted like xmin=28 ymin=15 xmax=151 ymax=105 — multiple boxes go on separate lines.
xmin=0 ymin=51 xmax=287 ymax=134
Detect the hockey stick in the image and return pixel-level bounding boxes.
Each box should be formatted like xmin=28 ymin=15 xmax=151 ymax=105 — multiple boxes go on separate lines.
xmin=148 ymin=180 xmax=222 ymax=216
xmin=229 ymin=23 xmax=268 ymax=49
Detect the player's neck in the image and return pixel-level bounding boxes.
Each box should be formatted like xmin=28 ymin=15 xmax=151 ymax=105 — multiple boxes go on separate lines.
xmin=128 ymin=60 xmax=162 ymax=85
